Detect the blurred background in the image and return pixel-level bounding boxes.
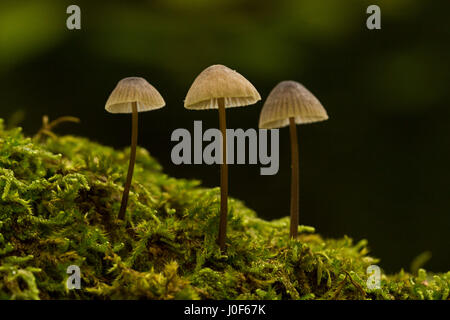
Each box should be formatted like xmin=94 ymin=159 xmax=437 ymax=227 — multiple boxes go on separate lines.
xmin=0 ymin=0 xmax=449 ymax=273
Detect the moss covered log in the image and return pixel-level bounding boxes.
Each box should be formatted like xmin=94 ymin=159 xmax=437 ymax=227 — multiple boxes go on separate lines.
xmin=0 ymin=119 xmax=448 ymax=300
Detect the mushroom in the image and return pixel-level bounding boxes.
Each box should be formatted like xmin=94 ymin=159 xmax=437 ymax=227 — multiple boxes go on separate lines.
xmin=184 ymin=64 xmax=261 ymax=250
xmin=105 ymin=77 xmax=165 ymax=220
xmin=259 ymin=81 xmax=328 ymax=239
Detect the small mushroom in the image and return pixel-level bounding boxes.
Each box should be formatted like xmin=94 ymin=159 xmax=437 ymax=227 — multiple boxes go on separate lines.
xmin=259 ymin=81 xmax=328 ymax=239
xmin=184 ymin=64 xmax=261 ymax=250
xmin=105 ymin=77 xmax=165 ymax=220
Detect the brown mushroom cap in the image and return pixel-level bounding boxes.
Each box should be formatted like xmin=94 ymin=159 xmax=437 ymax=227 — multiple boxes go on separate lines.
xmin=105 ymin=77 xmax=165 ymax=114
xmin=184 ymin=64 xmax=261 ymax=110
xmin=259 ymin=81 xmax=328 ymax=129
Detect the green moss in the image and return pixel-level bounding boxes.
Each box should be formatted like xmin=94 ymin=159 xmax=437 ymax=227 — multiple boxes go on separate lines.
xmin=0 ymin=119 xmax=448 ymax=300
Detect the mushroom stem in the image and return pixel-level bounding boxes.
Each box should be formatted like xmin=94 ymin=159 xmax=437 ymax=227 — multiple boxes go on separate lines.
xmin=289 ymin=117 xmax=299 ymax=239
xmin=118 ymin=101 xmax=138 ymax=220
xmin=218 ymin=97 xmax=228 ymax=251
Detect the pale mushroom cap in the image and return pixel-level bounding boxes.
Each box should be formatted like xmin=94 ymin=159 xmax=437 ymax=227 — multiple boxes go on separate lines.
xmin=184 ymin=64 xmax=261 ymax=110
xmin=259 ymin=81 xmax=328 ymax=129
xmin=105 ymin=77 xmax=165 ymax=114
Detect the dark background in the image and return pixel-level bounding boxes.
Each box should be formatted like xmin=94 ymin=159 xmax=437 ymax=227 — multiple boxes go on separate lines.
xmin=0 ymin=0 xmax=449 ymax=273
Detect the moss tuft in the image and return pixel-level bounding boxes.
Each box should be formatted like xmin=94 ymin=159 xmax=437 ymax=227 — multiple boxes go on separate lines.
xmin=0 ymin=119 xmax=448 ymax=300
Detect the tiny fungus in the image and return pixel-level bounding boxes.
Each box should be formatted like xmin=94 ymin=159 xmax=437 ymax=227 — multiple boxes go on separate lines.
xmin=105 ymin=77 xmax=165 ymax=220
xmin=184 ymin=64 xmax=261 ymax=250
xmin=259 ymin=81 xmax=328 ymax=239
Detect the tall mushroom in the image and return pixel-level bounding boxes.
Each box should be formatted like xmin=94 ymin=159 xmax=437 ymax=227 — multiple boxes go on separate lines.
xmin=259 ymin=81 xmax=328 ymax=239
xmin=105 ymin=77 xmax=165 ymax=220
xmin=184 ymin=64 xmax=261 ymax=251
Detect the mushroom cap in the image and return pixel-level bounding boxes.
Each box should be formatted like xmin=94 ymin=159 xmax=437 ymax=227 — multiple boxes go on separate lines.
xmin=184 ymin=64 xmax=261 ymax=110
xmin=259 ymin=81 xmax=328 ymax=129
xmin=105 ymin=77 xmax=165 ymax=114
